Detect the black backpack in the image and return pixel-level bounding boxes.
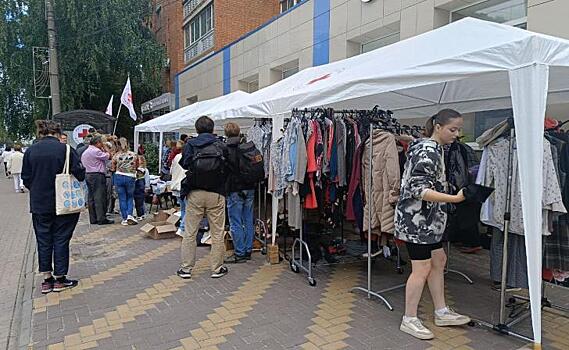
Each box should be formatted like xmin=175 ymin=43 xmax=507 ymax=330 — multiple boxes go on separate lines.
xmin=237 ymin=141 xmax=264 ymax=186
xmin=187 ymin=142 xmax=225 ymax=192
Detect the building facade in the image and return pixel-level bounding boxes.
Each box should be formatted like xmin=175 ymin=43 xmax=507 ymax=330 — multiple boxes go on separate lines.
xmin=149 ymin=0 xmax=185 ymax=93
xmin=175 ymin=0 xmax=569 ymax=137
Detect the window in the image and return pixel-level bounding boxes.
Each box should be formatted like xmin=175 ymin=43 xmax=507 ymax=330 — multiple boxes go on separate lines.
xmin=361 ymin=32 xmax=400 ymax=54
xmin=238 ymin=75 xmax=259 ymax=93
xmin=186 ymin=95 xmax=198 ymax=105
xmin=280 ymin=0 xmax=302 ymax=13
xmin=451 ymin=0 xmax=527 ymax=27
xmin=282 ymin=66 xmax=299 ymax=80
xmin=185 ymin=2 xmax=214 ymax=48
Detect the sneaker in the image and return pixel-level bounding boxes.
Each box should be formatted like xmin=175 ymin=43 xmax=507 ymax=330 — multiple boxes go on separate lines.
xmin=52 ymin=278 xmax=79 ymax=292
xmin=201 ymin=232 xmax=211 ymax=245
xmin=98 ymin=219 xmax=114 ymax=225
xmin=434 ymin=307 xmax=471 ymax=327
xmin=41 ymin=279 xmax=54 ymax=294
xmin=175 ymin=229 xmax=184 ymax=238
xmin=224 ymin=255 xmax=247 ymax=264
xmin=244 ymin=252 xmax=252 ymax=260
xmin=176 ymin=269 xmax=192 ymax=279
xmin=400 ymin=317 xmax=434 ymax=340
xmin=121 ymin=220 xmax=129 ymax=226
xmin=211 ymin=266 xmax=228 ymax=278
xmin=136 ymin=214 xmax=147 ymax=221
xmin=127 ymin=215 xmax=138 ymax=225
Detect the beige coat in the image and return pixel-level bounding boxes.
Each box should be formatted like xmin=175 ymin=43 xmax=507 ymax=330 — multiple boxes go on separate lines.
xmin=362 ymin=130 xmax=400 ymax=235
xmin=7 ymin=151 xmax=24 ymax=174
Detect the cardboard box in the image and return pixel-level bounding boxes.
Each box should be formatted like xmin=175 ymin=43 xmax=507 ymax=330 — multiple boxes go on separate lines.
xmin=141 ymin=221 xmax=178 ymax=240
xmin=267 ymin=244 xmax=279 ymax=265
xmin=166 ymin=214 xmax=180 ymax=225
xmin=164 ymin=208 xmax=177 ymax=215
xmin=153 ymin=210 xmax=170 ymax=222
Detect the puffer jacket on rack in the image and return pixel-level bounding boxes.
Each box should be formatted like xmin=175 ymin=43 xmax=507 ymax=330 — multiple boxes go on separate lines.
xmin=361 ymin=130 xmax=401 ymax=234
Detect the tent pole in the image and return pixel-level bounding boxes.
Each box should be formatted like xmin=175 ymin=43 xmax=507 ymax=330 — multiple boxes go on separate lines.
xmin=158 ymin=132 xmax=164 ymax=175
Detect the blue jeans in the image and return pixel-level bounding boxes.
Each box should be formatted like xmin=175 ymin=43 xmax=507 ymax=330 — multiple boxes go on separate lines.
xmin=134 ymin=179 xmax=146 ymax=217
xmin=178 ymin=196 xmax=187 ymax=232
xmin=227 ymin=190 xmax=255 ymax=257
xmin=114 ymin=174 xmax=136 ymax=220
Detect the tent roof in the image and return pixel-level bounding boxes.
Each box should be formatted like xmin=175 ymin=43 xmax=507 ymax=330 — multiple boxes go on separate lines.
xmin=135 ymin=90 xmax=250 ymax=133
xmin=212 ymin=18 xmax=569 ymax=120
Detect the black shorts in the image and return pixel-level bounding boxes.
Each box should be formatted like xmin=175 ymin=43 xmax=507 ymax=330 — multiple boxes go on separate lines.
xmin=405 ymin=242 xmax=443 ymax=261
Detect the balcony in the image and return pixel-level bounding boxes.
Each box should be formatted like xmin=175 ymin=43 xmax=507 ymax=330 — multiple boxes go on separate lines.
xmin=184 ymin=30 xmax=214 ymax=63
xmin=183 ymin=0 xmax=208 ymax=20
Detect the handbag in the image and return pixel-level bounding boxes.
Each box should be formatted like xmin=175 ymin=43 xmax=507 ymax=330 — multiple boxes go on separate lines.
xmin=55 ymin=145 xmax=88 ymax=215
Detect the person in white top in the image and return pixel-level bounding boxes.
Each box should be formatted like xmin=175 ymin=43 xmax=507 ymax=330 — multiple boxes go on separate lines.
xmin=170 ymin=141 xmax=186 ymax=237
xmin=3 ymin=146 xmax=14 ymax=177
xmin=8 ymin=145 xmax=25 ymax=192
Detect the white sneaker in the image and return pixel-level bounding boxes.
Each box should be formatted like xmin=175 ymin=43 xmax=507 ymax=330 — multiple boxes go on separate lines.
xmin=434 ymin=307 xmax=471 ymax=327
xmin=201 ymin=232 xmax=211 ymax=245
xmin=175 ymin=229 xmax=184 ymax=238
xmin=400 ymin=317 xmax=434 ymax=340
xmin=121 ymin=220 xmax=129 ymax=226
xmin=127 ymin=215 xmax=138 ymax=225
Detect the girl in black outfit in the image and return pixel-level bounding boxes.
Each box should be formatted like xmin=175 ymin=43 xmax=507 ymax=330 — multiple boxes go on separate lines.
xmin=395 ymin=110 xmax=470 ymax=340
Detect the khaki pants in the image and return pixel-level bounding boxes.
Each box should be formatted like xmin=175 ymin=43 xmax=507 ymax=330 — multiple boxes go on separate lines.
xmin=180 ymin=190 xmax=226 ymax=273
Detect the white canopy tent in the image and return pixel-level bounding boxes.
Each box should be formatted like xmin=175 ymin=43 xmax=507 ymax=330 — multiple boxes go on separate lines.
xmin=134 ymin=90 xmax=252 ymax=171
xmin=203 ymin=18 xmax=569 ymax=347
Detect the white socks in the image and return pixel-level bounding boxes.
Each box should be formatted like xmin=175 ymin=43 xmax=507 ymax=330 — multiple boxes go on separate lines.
xmin=403 ymin=315 xmax=419 ymax=322
xmin=435 ymin=307 xmax=449 ymax=317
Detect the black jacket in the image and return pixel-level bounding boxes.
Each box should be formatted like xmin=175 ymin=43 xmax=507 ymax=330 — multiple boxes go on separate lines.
xmin=22 ymin=136 xmax=86 ymax=214
xmin=225 ymin=136 xmax=256 ymax=193
xmin=181 ymin=133 xmax=232 ymax=196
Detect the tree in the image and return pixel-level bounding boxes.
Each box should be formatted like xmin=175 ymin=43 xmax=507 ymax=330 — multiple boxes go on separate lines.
xmin=0 ymin=0 xmax=166 ymax=140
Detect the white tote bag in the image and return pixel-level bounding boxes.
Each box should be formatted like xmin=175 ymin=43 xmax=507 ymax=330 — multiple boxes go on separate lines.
xmin=55 ymin=145 xmax=88 ymax=215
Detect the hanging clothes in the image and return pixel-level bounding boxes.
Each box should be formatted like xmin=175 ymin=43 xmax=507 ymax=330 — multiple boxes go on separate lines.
xmin=479 ymin=137 xmax=566 ymax=236
xmin=304 ymin=120 xmax=318 ymax=209
xmin=287 ymin=120 xmax=308 ymax=229
xmin=361 ymin=130 xmax=401 ymax=236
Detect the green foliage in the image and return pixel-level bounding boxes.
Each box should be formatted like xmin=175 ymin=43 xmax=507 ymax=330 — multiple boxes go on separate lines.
xmin=143 ymin=141 xmax=159 ymax=175
xmin=0 ymin=0 xmax=166 ymax=140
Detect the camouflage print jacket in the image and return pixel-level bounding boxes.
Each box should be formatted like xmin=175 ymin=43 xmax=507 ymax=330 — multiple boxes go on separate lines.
xmin=395 ymin=139 xmax=447 ymax=245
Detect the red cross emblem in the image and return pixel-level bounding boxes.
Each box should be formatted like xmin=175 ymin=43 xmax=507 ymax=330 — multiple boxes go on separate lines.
xmin=127 ymin=93 xmax=132 ymax=104
xmin=78 ymin=129 xmax=89 ymax=138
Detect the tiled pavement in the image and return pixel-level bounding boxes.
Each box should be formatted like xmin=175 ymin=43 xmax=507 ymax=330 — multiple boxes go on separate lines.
xmin=2 ymin=176 xmax=568 ymax=349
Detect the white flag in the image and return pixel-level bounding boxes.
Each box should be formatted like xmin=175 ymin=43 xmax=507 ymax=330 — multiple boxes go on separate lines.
xmin=120 ymin=77 xmax=137 ymax=121
xmin=105 ymin=95 xmax=114 ymax=116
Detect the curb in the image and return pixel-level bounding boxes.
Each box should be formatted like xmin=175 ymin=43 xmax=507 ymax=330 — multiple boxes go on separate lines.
xmin=5 ymin=220 xmax=35 ymax=350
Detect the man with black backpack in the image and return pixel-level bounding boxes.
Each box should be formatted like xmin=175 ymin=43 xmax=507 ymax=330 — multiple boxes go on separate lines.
xmin=223 ymin=122 xmax=264 ymax=264
xmin=177 ymin=116 xmax=232 ymax=279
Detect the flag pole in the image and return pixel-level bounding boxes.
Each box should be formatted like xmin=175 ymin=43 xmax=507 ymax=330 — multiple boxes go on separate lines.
xmin=113 ymin=103 xmax=123 ymax=135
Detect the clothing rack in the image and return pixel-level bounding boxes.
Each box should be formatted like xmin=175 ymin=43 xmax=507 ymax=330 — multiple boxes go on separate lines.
xmin=473 ymin=123 xmax=534 ymax=342
xmin=351 ymin=122 xmax=401 ymax=310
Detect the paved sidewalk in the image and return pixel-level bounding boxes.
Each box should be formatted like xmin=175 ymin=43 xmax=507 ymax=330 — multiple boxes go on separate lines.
xmin=0 ymin=176 xmax=34 ymax=350
xmin=3 ymin=172 xmax=569 ymax=349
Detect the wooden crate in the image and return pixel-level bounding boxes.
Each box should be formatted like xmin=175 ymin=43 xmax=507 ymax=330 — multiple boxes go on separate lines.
xmin=267 ymin=244 xmax=279 ymax=264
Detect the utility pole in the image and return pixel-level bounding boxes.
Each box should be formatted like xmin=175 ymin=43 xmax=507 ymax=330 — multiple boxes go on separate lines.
xmin=45 ymin=0 xmax=61 ymax=116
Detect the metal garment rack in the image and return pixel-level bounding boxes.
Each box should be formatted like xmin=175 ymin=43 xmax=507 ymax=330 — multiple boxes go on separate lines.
xmin=472 ymin=127 xmax=535 ymax=343
xmin=350 ymin=123 xmax=403 ymax=310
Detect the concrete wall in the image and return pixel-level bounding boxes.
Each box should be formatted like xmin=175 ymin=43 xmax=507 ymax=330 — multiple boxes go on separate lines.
xmin=175 ymin=0 xmax=569 ymax=116
xmin=528 ymin=0 xmax=569 ymax=39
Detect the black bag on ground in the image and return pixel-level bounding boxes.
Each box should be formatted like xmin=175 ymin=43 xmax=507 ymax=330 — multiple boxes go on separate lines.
xmin=187 ymin=142 xmax=225 ymax=192
xmin=236 ymin=141 xmax=264 ymax=186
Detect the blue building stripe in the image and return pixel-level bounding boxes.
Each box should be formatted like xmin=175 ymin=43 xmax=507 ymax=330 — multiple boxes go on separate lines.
xmin=313 ymin=0 xmax=330 ymax=66
xmin=223 ymin=47 xmax=231 ymax=95
xmin=174 ymin=74 xmax=180 ymax=109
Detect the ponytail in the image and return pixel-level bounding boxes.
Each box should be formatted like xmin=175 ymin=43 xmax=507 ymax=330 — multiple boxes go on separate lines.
xmin=424 ymin=109 xmax=462 ymax=137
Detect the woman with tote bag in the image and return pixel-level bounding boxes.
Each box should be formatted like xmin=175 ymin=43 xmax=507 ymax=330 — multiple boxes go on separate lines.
xmin=22 ymin=120 xmax=86 ymax=294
